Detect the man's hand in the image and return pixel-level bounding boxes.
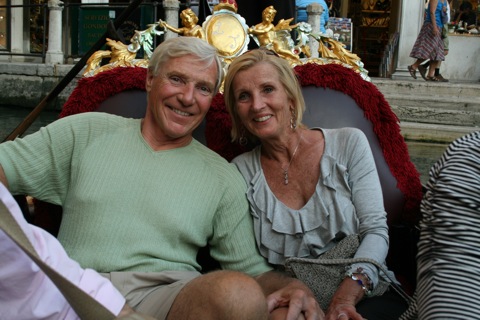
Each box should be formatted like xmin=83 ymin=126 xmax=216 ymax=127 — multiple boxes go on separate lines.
xmin=116 ymin=303 xmax=157 ymax=320
xmin=256 ymin=271 xmax=324 ymax=320
xmin=117 ymin=303 xmax=136 ymax=318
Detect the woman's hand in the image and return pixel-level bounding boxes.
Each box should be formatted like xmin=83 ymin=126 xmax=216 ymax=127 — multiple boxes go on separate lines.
xmin=325 ymin=302 xmax=363 ymax=320
xmin=324 ymin=277 xmax=366 ymax=320
xmin=266 ymin=281 xmax=324 ymax=320
xmin=257 ymin=271 xmax=324 ymax=319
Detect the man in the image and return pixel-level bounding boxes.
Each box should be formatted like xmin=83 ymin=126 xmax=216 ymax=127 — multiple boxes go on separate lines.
xmin=0 ymin=37 xmax=322 ymax=319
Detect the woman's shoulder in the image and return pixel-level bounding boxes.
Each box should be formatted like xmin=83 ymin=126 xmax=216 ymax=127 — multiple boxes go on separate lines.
xmin=231 ymin=147 xmax=260 ymax=165
xmin=316 ymin=127 xmax=366 ymax=141
xmin=320 ymin=127 xmax=369 ymax=154
xmin=231 ymin=147 xmax=262 ymax=180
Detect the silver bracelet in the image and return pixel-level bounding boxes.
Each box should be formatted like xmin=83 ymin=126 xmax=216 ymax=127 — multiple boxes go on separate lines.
xmin=346 ymin=269 xmax=373 ymax=296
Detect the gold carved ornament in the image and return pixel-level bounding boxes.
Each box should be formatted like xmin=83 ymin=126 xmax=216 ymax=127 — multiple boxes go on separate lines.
xmin=83 ymin=3 xmax=369 ymax=81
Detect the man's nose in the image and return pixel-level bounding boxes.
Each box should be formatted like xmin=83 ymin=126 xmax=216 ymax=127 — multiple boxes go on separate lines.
xmin=179 ymin=83 xmax=195 ymax=106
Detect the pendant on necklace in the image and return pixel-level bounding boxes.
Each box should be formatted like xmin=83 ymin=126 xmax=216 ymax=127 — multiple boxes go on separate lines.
xmin=284 ymin=170 xmax=289 ymax=185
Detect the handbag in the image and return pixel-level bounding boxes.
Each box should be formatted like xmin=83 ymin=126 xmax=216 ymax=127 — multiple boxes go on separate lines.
xmin=285 ymin=234 xmax=415 ymax=313
xmin=441 ymin=9 xmax=449 ymax=25
xmin=0 ymin=200 xmax=156 ymax=320
xmin=441 ymin=0 xmax=449 ymax=24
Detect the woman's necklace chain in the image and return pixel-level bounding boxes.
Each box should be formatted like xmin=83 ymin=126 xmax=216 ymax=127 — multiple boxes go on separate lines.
xmin=281 ymin=132 xmax=303 ymax=185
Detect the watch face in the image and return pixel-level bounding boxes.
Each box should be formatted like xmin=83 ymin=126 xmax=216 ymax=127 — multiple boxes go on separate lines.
xmin=203 ymin=9 xmax=250 ymax=59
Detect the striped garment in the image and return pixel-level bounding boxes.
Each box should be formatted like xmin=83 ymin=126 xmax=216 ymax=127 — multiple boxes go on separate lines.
xmin=415 ymin=131 xmax=480 ymax=319
xmin=409 ymin=22 xmax=445 ymax=61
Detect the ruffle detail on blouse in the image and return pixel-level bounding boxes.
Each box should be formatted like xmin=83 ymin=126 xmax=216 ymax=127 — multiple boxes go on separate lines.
xmin=246 ymin=153 xmax=358 ymax=266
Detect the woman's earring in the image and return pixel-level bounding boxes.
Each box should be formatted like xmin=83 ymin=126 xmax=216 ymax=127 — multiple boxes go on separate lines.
xmin=290 ymin=108 xmax=297 ymax=130
xmin=239 ymin=128 xmax=248 ymax=146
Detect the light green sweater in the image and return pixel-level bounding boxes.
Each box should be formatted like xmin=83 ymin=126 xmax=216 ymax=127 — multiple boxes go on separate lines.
xmin=0 ymin=112 xmax=271 ymax=275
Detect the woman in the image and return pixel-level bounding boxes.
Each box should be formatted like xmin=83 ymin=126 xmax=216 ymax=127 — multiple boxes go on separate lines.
xmin=408 ymin=0 xmax=448 ymax=81
xmin=223 ymin=49 xmax=408 ymax=320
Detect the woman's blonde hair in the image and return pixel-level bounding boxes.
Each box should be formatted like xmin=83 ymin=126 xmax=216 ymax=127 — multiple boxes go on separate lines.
xmin=223 ymin=49 xmax=305 ymax=142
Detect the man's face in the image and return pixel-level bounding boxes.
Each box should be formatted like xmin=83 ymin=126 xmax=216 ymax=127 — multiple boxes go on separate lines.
xmin=144 ymin=54 xmax=217 ymax=146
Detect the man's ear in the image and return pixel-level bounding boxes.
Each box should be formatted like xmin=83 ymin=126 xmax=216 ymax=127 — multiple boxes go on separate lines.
xmin=145 ymin=72 xmax=154 ymax=92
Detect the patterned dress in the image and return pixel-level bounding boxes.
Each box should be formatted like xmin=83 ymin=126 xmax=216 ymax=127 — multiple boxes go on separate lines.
xmin=409 ymin=0 xmax=447 ymax=61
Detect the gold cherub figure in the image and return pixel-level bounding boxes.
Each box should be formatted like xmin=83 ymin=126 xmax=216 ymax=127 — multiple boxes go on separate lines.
xmin=248 ymin=6 xmax=302 ymax=65
xmin=160 ymin=8 xmax=206 ymax=39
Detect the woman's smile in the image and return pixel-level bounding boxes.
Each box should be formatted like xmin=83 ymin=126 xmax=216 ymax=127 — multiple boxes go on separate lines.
xmin=254 ymin=115 xmax=272 ymax=122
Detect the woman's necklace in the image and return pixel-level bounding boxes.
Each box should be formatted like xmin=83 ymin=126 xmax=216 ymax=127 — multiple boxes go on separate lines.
xmin=281 ymin=132 xmax=303 ymax=185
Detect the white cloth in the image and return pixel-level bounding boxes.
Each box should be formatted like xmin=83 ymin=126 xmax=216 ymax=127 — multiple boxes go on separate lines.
xmin=446 ymin=1 xmax=450 ymax=23
xmin=0 ymin=182 xmax=126 ymax=320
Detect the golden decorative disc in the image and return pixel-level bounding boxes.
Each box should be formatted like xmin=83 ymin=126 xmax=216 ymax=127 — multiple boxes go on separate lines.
xmin=203 ymin=10 xmax=249 ymax=60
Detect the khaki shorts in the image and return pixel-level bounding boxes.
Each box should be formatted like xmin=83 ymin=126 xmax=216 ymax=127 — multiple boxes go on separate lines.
xmin=442 ymin=24 xmax=449 ymax=51
xmin=101 ymin=271 xmax=201 ymax=320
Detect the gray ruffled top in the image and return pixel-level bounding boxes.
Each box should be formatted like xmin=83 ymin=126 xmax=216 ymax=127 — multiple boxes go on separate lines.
xmin=232 ymin=128 xmax=393 ymax=287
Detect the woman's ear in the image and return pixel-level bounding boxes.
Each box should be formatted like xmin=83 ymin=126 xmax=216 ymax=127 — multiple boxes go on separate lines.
xmin=289 ymin=100 xmax=296 ymax=114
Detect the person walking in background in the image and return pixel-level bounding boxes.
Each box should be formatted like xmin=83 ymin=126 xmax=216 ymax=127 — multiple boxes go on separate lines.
xmin=418 ymin=0 xmax=451 ymax=82
xmin=296 ymin=0 xmax=330 ymax=33
xmin=408 ymin=0 xmax=448 ymax=82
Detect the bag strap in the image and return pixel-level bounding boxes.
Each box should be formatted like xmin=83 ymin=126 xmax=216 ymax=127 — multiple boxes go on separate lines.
xmin=0 ymin=200 xmax=116 ymax=320
xmin=286 ymin=256 xmax=415 ymax=305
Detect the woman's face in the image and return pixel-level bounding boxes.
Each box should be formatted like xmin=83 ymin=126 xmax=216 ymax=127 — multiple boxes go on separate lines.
xmin=232 ymin=62 xmax=293 ymax=141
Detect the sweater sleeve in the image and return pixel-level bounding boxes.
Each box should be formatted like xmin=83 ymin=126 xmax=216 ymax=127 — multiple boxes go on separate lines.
xmin=208 ymin=163 xmax=272 ymax=276
xmin=341 ymin=129 xmax=390 ymax=286
xmin=0 ymin=113 xmax=125 ymax=204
